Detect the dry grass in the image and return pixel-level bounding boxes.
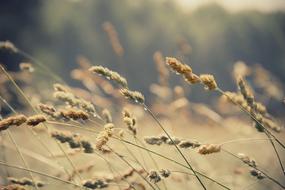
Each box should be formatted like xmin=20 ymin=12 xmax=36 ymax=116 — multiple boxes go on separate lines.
xmin=0 ymin=39 xmax=284 ymax=190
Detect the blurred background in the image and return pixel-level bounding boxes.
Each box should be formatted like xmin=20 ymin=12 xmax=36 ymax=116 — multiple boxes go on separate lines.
xmin=1 ymin=0 xmax=285 ymax=114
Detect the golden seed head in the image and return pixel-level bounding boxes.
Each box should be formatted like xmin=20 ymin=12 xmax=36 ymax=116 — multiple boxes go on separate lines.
xmin=104 ymin=123 xmax=114 ymax=132
xmin=184 ymin=73 xmax=201 ymax=84
xmin=165 ymin=57 xmax=192 ymax=74
xmin=0 ymin=114 xmax=27 ymax=131
xmin=263 ymin=118 xmax=281 ymax=133
xmin=255 ymin=102 xmax=267 ymax=115
xmin=122 ymin=108 xmax=131 ymax=118
xmin=0 ymin=40 xmax=18 ymax=52
xmin=38 ymin=103 xmax=56 ymax=116
xmin=60 ymin=108 xmax=89 ymax=120
xmin=198 ymin=144 xmax=221 ymax=155
xmin=19 ymin=63 xmax=34 ymax=72
xmin=89 ymin=66 xmax=128 ymax=88
xmin=26 ymin=114 xmax=47 ymax=126
xmin=120 ymin=89 xmax=145 ymax=104
xmin=199 ymin=74 xmax=218 ymax=90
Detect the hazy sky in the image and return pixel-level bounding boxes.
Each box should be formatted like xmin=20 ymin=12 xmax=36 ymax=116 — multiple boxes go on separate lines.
xmin=177 ymin=0 xmax=285 ymax=13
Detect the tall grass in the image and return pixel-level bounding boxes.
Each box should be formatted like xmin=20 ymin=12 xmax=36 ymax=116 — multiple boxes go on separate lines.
xmin=0 ymin=38 xmax=284 ymax=190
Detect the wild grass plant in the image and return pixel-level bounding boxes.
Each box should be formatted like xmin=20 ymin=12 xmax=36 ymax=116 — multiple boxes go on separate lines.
xmin=0 ymin=24 xmax=284 ymax=190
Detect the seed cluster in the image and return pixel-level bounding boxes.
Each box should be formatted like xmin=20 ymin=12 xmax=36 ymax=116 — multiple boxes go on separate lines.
xmin=53 ymin=88 xmax=97 ymax=116
xmin=238 ymin=153 xmax=257 ymax=167
xmin=120 ymin=89 xmax=145 ymax=104
xmin=26 ymin=115 xmax=47 ymax=126
xmin=51 ymin=131 xmax=94 ymax=153
xmin=82 ymin=179 xmax=108 ymax=189
xmin=198 ymin=144 xmax=221 ymax=155
xmin=144 ymin=135 xmax=180 ymax=146
xmin=199 ymin=74 xmax=217 ymax=90
xmin=148 ymin=169 xmax=171 ymax=183
xmin=0 ymin=115 xmax=27 ymax=131
xmin=8 ymin=177 xmax=44 ymax=188
xmin=96 ymin=123 xmax=114 ymax=151
xmin=89 ymin=66 xmax=128 ymax=88
xmin=122 ymin=108 xmax=137 ymax=135
xmin=237 ymin=78 xmax=281 ymax=132
xmin=166 ymin=57 xmax=218 ymax=90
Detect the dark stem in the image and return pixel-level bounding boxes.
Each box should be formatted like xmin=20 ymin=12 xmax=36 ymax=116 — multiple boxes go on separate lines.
xmin=110 ymin=147 xmax=157 ymax=190
xmin=143 ymin=104 xmax=207 ymax=190
xmin=264 ymin=131 xmax=285 ymax=176
xmin=222 ymin=149 xmax=285 ymax=189
xmin=217 ymin=88 xmax=285 ymax=150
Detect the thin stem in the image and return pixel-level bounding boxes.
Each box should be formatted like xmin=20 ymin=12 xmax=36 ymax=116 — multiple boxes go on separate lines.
xmin=91 ymin=151 xmax=123 ymax=190
xmin=109 ymin=146 xmax=157 ymax=190
xmin=217 ymin=88 xmax=285 ymax=149
xmin=143 ymin=104 xmax=207 ymax=190
xmin=217 ymin=88 xmax=285 ymax=175
xmin=17 ymin=49 xmax=65 ymax=84
xmin=0 ymin=95 xmax=73 ymax=180
xmin=219 ymin=137 xmax=274 ymax=146
xmin=0 ymin=65 xmax=83 ymax=184
xmin=264 ymin=131 xmax=285 ymax=176
xmin=6 ymin=130 xmax=39 ymax=190
xmin=0 ymin=160 xmax=83 ymax=188
xmin=46 ymin=120 xmax=231 ymax=190
xmin=221 ymin=149 xmax=285 ymax=189
xmin=119 ymin=137 xmax=231 ymax=190
xmin=0 ymin=133 xmax=10 ymax=182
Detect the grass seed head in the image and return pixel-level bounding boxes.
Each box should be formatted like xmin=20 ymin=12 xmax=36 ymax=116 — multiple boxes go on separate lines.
xmin=166 ymin=57 xmax=192 ymax=74
xmin=198 ymin=144 xmax=221 ymax=155
xmin=148 ymin=170 xmax=161 ymax=183
xmin=26 ymin=114 xmax=47 ymax=126
xmin=120 ymin=89 xmax=145 ymax=104
xmin=19 ymin=63 xmax=34 ymax=72
xmin=0 ymin=114 xmax=27 ymax=131
xmin=0 ymin=40 xmax=18 ymax=52
xmin=89 ymin=65 xmax=128 ymax=88
xmin=199 ymin=74 xmax=218 ymax=90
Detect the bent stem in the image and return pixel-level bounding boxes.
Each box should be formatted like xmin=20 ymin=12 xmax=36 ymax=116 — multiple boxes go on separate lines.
xmin=0 ymin=65 xmax=83 ymax=184
xmin=0 ymin=95 xmax=73 ymax=181
xmin=264 ymin=131 xmax=285 ymax=176
xmin=143 ymin=104 xmax=207 ymax=190
xmin=47 ymin=120 xmax=231 ymax=190
xmin=0 ymin=160 xmax=83 ymax=189
xmin=216 ymin=88 xmax=285 ymax=149
xmin=108 ymin=146 xmax=157 ymax=190
xmin=217 ymin=87 xmax=285 ymax=175
xmin=6 ymin=130 xmax=39 ymax=190
xmin=221 ymin=149 xmax=285 ymax=189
